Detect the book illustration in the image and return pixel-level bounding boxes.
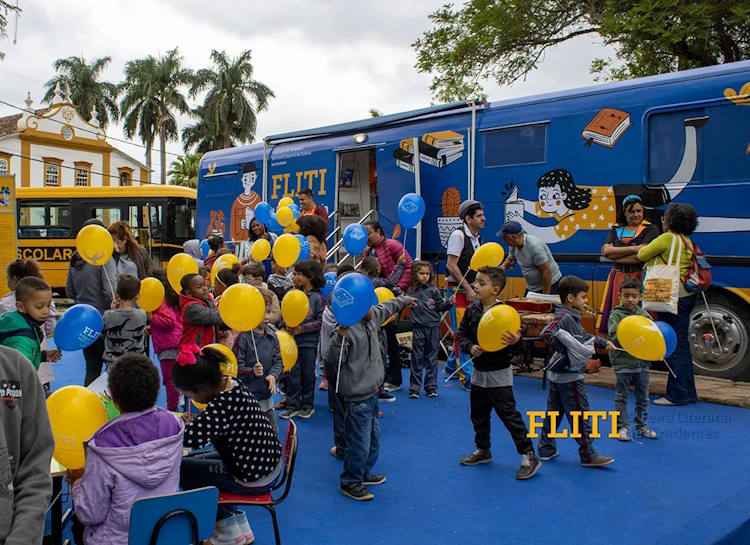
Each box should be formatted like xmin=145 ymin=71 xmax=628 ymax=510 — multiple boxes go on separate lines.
xmin=394 ymin=142 xmax=415 ymax=173
xmin=394 ymin=132 xmax=465 ymax=170
xmin=724 ymin=82 xmax=750 ymax=106
xmin=437 ymin=186 xmax=463 ymax=248
xmin=582 ymin=108 xmax=631 ymax=148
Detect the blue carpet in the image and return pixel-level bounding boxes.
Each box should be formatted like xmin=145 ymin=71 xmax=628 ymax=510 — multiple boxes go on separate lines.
xmin=51 ymin=350 xmax=750 ymax=545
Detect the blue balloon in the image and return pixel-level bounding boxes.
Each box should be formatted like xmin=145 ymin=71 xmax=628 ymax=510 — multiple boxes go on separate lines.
xmin=267 ymin=213 xmax=284 ymax=235
xmin=343 ymin=223 xmax=368 ymax=256
xmin=397 ymin=193 xmax=426 ymax=229
xmin=289 ymin=203 xmax=300 ymax=219
xmin=294 ymin=234 xmax=306 ymax=245
xmin=54 ymin=304 xmax=103 ymax=351
xmin=199 ymin=239 xmax=210 ymax=259
xmin=321 ymin=271 xmax=337 ymax=298
xmin=298 ymin=239 xmax=311 ymax=262
xmin=655 ymin=321 xmax=678 ymax=358
xmin=331 ymin=273 xmax=375 ymax=326
xmin=255 ymin=202 xmax=273 ymax=225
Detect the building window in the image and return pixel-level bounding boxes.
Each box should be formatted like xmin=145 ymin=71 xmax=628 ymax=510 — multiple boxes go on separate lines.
xmin=0 ymin=158 xmax=8 ymax=176
xmin=118 ymin=166 xmax=134 ymax=187
xmin=483 ymin=123 xmax=547 ymax=168
xmin=43 ymin=157 xmax=63 ymax=186
xmin=74 ymin=161 xmax=92 ymax=187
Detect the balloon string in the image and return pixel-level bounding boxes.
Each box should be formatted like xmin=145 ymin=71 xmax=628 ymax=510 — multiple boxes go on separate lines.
xmin=335 ymin=336 xmax=347 ymax=395
xmin=102 ymin=266 xmax=115 ymax=299
xmin=251 ymin=330 xmax=260 ymax=364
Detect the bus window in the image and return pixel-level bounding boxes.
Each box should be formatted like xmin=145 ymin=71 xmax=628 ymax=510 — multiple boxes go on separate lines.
xmin=18 ymin=203 xmax=72 ymax=238
xmin=128 ymin=206 xmax=142 ymax=229
xmin=149 ymin=204 xmax=163 ymax=240
xmin=169 ymin=200 xmax=195 ymax=240
xmin=94 ymin=207 xmax=123 ymax=225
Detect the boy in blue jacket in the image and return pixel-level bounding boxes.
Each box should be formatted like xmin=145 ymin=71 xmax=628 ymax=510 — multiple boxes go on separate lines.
xmin=538 ymin=275 xmax=615 ymax=467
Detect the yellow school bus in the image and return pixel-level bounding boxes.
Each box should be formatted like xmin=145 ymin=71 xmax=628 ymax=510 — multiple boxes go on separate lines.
xmin=16 ymin=185 xmax=196 ymax=293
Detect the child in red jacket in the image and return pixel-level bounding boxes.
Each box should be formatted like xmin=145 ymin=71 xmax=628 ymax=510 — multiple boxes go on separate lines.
xmin=178 ymin=273 xmax=223 ymax=364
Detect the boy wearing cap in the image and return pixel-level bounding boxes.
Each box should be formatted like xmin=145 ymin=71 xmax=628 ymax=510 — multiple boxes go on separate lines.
xmin=500 ymin=221 xmax=562 ymax=295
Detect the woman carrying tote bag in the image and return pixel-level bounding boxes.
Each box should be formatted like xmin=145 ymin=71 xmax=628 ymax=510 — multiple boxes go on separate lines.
xmin=637 ymin=203 xmax=699 ymax=406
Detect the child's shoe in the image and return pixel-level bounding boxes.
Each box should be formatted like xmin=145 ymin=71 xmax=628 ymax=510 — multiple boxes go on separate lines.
xmin=383 ymin=382 xmax=401 ymax=392
xmin=427 ymin=391 xmax=438 ymax=399
xmin=409 ymin=392 xmax=419 ymax=399
xmin=516 ymin=452 xmax=542 ymax=480
xmin=637 ymin=426 xmax=657 ymax=439
xmin=460 ymin=449 xmax=492 ymax=466
xmin=538 ymin=449 xmax=559 ymax=461
xmin=297 ymin=407 xmax=315 ymax=419
xmin=581 ymin=454 xmax=615 ymax=468
xmin=279 ymin=408 xmax=301 ymax=420
xmin=378 ymin=390 xmax=396 ymax=403
xmin=363 ymin=474 xmax=387 ymax=486
xmin=616 ymin=427 xmax=631 ymax=442
xmin=340 ymin=483 xmax=374 ymax=501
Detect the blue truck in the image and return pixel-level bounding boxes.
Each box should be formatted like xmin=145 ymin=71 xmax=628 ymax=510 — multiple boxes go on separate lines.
xmin=198 ymin=60 xmax=750 ymax=380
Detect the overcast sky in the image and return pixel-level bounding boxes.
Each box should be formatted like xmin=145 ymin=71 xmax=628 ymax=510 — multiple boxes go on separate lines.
xmin=0 ymin=0 xmax=613 ymax=176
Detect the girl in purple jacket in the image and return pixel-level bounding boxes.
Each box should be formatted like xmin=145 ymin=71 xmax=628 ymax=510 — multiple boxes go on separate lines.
xmin=70 ymin=354 xmax=183 ymax=545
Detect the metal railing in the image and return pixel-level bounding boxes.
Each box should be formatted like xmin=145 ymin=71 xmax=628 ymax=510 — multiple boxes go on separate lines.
xmin=326 ymin=208 xmax=376 ymax=264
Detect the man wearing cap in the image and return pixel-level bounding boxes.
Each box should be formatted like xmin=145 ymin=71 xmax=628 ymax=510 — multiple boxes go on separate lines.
xmin=500 ymin=221 xmax=562 ymax=294
xmin=444 ymin=200 xmax=485 ymax=385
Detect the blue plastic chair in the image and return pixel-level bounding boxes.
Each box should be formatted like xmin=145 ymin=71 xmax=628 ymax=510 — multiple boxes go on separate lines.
xmin=128 ymin=486 xmax=219 ymax=545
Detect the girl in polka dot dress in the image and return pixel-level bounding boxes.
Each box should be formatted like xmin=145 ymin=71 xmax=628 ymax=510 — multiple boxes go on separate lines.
xmin=174 ymin=347 xmax=283 ymax=541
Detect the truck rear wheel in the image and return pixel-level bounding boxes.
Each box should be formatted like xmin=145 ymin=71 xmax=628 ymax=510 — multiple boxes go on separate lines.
xmin=689 ymin=291 xmax=750 ymax=380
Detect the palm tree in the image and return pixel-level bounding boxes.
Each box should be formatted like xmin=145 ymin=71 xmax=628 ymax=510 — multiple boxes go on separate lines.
xmin=168 ymin=153 xmax=201 ymax=188
xmin=181 ymin=106 xmax=223 ymax=154
xmin=42 ymin=56 xmax=119 ymax=128
xmin=190 ymin=49 xmax=274 ymax=149
xmin=119 ymin=48 xmax=192 ymax=184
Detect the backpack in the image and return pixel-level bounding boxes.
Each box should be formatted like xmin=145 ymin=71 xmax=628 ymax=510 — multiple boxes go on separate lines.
xmin=681 ymin=237 xmax=712 ymax=293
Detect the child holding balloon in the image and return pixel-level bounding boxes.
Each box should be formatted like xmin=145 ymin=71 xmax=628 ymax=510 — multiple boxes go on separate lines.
xmin=280 ymin=260 xmax=324 ymax=420
xmin=179 ymin=273 xmax=223 ymax=352
xmin=102 ymin=274 xmax=148 ymax=369
xmin=149 ymin=270 xmax=183 ymax=412
xmin=608 ymin=277 xmax=658 ymax=441
xmin=457 ymin=267 xmax=541 ymax=480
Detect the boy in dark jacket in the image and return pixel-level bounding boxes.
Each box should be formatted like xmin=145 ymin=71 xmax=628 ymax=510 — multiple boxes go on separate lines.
xmin=538 ymin=275 xmax=615 ymax=467
xmin=0 ymin=345 xmax=54 ymax=545
xmin=235 ymin=323 xmax=283 ymax=431
xmin=458 ymin=267 xmax=541 ymax=480
xmin=325 ymin=294 xmax=416 ymax=502
xmin=608 ymin=277 xmax=657 ymax=441
xmin=0 ymin=277 xmax=61 ymax=373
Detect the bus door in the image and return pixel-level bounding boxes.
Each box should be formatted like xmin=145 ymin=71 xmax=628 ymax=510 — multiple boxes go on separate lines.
xmin=334 ymin=146 xmax=379 ymax=260
xmin=376 ymin=136 xmax=423 ymax=259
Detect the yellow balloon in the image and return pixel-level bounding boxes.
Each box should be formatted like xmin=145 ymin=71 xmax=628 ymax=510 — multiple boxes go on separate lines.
xmin=470 ymin=242 xmax=506 ymax=271
xmin=477 ymin=304 xmax=521 ymax=352
xmin=192 ymin=399 xmax=207 ymax=411
xmin=167 ymin=253 xmax=199 ymax=293
xmin=250 ymin=239 xmax=271 ymax=262
xmin=76 ymin=224 xmax=114 ymax=266
xmin=218 ymin=284 xmax=265 ymax=331
xmin=375 ymin=287 xmax=396 ymax=325
xmin=281 ymin=289 xmax=310 ymax=328
xmin=272 ymin=233 xmax=301 ymax=268
xmin=202 ymin=343 xmax=238 ymax=377
xmin=277 ymin=196 xmax=294 ymax=209
xmin=287 ymin=222 xmax=301 ymax=234
xmin=211 ymin=253 xmax=239 ymax=286
xmin=139 ymin=277 xmax=165 ymax=312
xmin=616 ymin=315 xmax=666 ymax=361
xmin=276 ymin=330 xmax=299 ymax=372
xmin=276 ymin=206 xmax=295 ymax=227
xmin=47 ymin=386 xmax=108 ymax=469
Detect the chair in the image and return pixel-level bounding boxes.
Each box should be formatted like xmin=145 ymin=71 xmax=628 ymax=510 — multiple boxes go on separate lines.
xmin=128 ymin=486 xmax=219 ymax=545
xmin=218 ymin=419 xmax=299 ymax=545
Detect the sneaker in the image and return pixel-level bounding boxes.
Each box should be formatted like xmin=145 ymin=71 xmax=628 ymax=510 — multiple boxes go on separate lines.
xmin=409 ymin=392 xmax=419 ymax=399
xmin=652 ymin=397 xmax=675 ymax=406
xmin=617 ymin=427 xmax=631 ymax=442
xmin=427 ymin=391 xmax=438 ymax=398
xmin=581 ymin=454 xmax=615 ymax=468
xmin=330 ymin=446 xmax=344 ymax=459
xmin=637 ymin=427 xmax=658 ymax=439
xmin=279 ymin=408 xmax=301 ymax=420
xmin=319 ymin=378 xmax=329 ymax=391
xmin=363 ymin=474 xmax=386 ymax=486
xmin=378 ymin=391 xmax=396 ymax=403
xmin=297 ymin=407 xmax=315 ymax=419
xmin=460 ymin=449 xmax=492 ymax=466
xmin=538 ymin=449 xmax=559 ymax=461
xmin=383 ymin=383 xmax=401 ymax=392
xmin=340 ymin=483 xmax=374 ymax=501
xmin=516 ymin=452 xmax=542 ymax=480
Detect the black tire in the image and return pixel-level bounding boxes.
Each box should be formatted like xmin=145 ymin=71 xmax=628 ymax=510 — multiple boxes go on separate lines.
xmin=689 ymin=291 xmax=750 ymax=380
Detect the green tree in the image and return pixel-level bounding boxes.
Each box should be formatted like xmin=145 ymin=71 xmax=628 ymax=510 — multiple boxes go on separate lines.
xmin=190 ymin=49 xmax=274 ymax=149
xmin=0 ymin=1 xmax=21 ymax=60
xmin=42 ymin=56 xmax=120 ymax=127
xmin=120 ymin=48 xmax=192 ymax=184
xmin=369 ymin=108 xmax=382 ymax=117
xmin=413 ymin=0 xmax=750 ymax=101
xmin=168 ymin=153 xmax=202 ymax=188
xmin=181 ymin=105 xmax=223 ymax=153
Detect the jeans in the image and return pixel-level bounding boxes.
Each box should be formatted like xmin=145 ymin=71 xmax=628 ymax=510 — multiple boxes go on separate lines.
xmin=325 ymin=355 xmax=346 ymax=451
xmin=614 ymin=370 xmax=649 ymax=430
xmin=385 ymin=323 xmax=402 ymax=386
xmin=470 ymin=385 xmax=533 ymax=454
xmin=658 ymin=295 xmax=698 ymax=404
xmin=340 ymin=395 xmax=380 ymax=487
xmin=539 ymin=380 xmax=597 ymax=462
xmin=410 ymin=326 xmax=439 ymax=394
xmin=83 ymin=336 xmax=105 ymax=386
xmin=287 ymin=345 xmax=317 ymax=410
xmin=180 ymin=450 xmax=271 ymax=519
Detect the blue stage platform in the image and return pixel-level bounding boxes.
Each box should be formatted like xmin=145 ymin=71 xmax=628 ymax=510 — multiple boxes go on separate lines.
xmin=51 ymin=350 xmax=750 ymax=545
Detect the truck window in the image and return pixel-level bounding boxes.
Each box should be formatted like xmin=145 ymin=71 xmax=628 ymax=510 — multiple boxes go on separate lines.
xmin=484 ymin=123 xmax=547 ymax=167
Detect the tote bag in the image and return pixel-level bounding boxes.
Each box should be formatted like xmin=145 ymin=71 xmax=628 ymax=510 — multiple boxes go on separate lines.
xmin=642 ymin=234 xmax=682 ymax=315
